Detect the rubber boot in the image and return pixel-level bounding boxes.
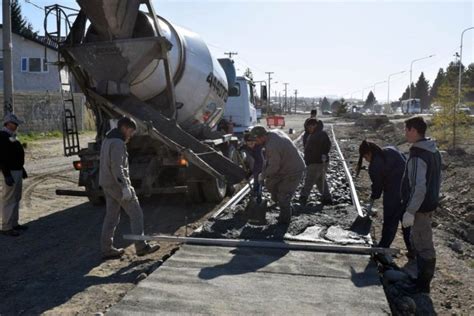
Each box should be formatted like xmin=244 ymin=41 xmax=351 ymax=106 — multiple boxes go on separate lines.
xmin=416 ymin=256 xmax=436 ymax=294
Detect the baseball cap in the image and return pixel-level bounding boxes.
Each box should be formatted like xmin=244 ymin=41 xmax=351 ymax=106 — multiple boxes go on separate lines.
xmin=3 ymin=113 xmax=24 ymax=126
xmin=249 ymin=126 xmax=268 ymax=138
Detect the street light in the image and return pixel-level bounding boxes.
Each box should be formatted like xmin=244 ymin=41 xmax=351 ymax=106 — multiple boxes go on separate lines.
xmin=409 ymin=54 xmax=435 ymax=99
xmin=454 ymin=26 xmax=474 ymax=149
xmin=458 ymin=27 xmax=474 ymax=105
xmin=387 ymin=70 xmax=406 ymax=105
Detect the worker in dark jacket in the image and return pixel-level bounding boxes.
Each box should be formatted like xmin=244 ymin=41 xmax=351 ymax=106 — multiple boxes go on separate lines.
xmin=356 ymin=140 xmax=413 ymax=256
xmin=300 ymin=119 xmax=332 ymax=205
xmin=302 ymin=109 xmax=317 ymax=147
xmin=0 ymin=113 xmax=28 ymax=237
xmin=401 ymin=116 xmax=441 ymax=294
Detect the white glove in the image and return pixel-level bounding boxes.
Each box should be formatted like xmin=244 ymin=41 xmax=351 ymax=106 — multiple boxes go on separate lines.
xmin=257 ymin=173 xmax=265 ymax=185
xmin=365 ymin=199 xmax=375 ymax=216
xmin=122 ymin=186 xmax=134 ymax=201
xmin=402 ymin=212 xmax=415 ymax=228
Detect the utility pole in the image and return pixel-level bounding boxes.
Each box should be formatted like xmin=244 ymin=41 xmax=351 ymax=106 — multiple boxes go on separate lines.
xmin=224 ymin=52 xmax=238 ymax=59
xmin=265 ymin=71 xmax=274 ymax=114
xmin=3 ymin=0 xmax=14 ymax=116
xmin=283 ymin=83 xmax=289 ymax=113
xmin=294 ymin=89 xmax=298 ymax=114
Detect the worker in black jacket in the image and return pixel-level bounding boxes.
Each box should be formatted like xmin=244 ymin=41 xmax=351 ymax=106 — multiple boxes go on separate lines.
xmin=0 ymin=113 xmax=28 ymax=237
xmin=300 ymin=119 xmax=332 ymax=205
xmin=302 ymin=109 xmax=317 ymax=147
xmin=356 ymin=140 xmax=413 ymax=256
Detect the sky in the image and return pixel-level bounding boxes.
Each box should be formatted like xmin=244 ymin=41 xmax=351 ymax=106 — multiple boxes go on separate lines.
xmin=4 ymin=0 xmax=474 ymax=101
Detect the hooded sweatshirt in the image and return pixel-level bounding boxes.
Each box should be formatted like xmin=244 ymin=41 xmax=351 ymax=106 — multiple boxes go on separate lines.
xmin=304 ymin=122 xmax=331 ymax=165
xmin=99 ymin=128 xmax=132 ymax=190
xmin=401 ymin=138 xmax=442 ymax=214
xmin=0 ymin=127 xmax=25 ymax=177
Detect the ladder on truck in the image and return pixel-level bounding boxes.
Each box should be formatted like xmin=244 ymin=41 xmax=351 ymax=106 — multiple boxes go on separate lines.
xmin=59 ymin=69 xmax=80 ymax=157
xmin=43 ymin=4 xmax=81 ymax=157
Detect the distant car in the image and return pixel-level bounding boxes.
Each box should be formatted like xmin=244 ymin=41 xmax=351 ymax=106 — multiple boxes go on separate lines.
xmin=458 ymin=106 xmax=471 ymax=115
xmin=322 ymin=110 xmax=332 ymax=115
xmin=431 ymin=106 xmax=442 ymax=114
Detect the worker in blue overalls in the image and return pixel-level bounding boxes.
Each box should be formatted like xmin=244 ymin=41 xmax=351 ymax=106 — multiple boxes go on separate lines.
xmin=356 ymin=140 xmax=413 ymax=257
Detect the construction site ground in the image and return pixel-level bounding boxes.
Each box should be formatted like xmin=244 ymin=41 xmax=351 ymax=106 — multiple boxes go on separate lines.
xmin=0 ymin=114 xmax=473 ymax=314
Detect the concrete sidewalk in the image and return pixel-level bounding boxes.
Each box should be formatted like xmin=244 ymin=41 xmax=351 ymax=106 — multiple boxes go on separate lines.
xmin=109 ymin=244 xmax=390 ymax=315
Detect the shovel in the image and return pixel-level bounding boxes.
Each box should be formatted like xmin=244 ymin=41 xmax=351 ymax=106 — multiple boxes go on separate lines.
xmin=236 ymin=150 xmax=266 ymax=224
xmin=349 ymin=203 xmax=374 ymax=236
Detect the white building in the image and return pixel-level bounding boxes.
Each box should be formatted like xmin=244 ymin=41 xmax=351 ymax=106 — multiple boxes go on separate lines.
xmin=0 ymin=26 xmax=65 ymax=92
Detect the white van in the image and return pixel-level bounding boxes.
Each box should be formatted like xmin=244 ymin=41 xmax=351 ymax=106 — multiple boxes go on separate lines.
xmin=401 ymin=99 xmax=421 ymax=114
xmin=223 ymin=76 xmax=258 ymax=133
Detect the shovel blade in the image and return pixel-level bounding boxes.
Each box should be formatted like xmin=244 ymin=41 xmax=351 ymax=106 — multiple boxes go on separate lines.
xmin=350 ymin=215 xmax=372 ymax=235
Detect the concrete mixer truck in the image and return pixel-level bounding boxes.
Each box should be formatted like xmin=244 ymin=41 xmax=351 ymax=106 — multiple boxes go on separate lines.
xmin=46 ymin=1 xmax=257 ymax=204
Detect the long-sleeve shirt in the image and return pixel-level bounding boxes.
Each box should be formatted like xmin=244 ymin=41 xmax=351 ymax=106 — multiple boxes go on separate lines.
xmin=263 ymin=129 xmax=305 ymax=180
xmin=99 ymin=128 xmax=132 ymax=189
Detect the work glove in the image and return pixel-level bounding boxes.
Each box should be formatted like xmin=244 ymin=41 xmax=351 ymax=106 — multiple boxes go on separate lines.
xmin=257 ymin=173 xmax=265 ymax=186
xmin=364 ymin=199 xmax=376 ymax=217
xmin=22 ymin=168 xmax=28 ymax=179
xmin=121 ymin=186 xmax=134 ymax=202
xmin=402 ymin=212 xmax=415 ymax=228
xmin=4 ymin=175 xmax=14 ymax=187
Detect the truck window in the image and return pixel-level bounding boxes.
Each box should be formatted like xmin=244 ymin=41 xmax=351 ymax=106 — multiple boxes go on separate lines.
xmin=229 ymin=82 xmax=241 ymax=97
xmin=248 ymin=82 xmax=255 ymax=103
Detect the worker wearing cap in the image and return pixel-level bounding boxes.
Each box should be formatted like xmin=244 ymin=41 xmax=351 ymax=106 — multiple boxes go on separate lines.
xmin=302 ymin=109 xmax=318 ymax=147
xmin=0 ymin=113 xmax=28 ymax=237
xmin=99 ymin=116 xmax=160 ymax=259
xmin=250 ymin=126 xmax=305 ymax=224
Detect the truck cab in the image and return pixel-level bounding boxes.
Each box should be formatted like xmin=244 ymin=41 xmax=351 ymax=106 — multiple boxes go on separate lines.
xmin=223 ymin=76 xmax=258 ymax=134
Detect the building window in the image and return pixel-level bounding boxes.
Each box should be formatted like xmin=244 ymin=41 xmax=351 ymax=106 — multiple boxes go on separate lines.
xmin=29 ymin=58 xmax=42 ymax=72
xmin=20 ymin=57 xmax=49 ymax=73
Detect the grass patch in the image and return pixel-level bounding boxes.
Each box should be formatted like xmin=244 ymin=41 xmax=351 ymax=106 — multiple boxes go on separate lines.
xmin=18 ymin=130 xmax=63 ymax=144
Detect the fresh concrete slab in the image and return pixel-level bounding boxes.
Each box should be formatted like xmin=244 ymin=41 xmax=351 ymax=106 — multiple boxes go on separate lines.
xmin=109 ymin=245 xmax=390 ymax=315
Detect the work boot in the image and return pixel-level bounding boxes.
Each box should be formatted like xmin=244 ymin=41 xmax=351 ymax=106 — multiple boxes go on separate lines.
xmin=416 ymin=256 xmax=436 ymax=294
xmin=1 ymin=229 xmax=20 ymax=237
xmin=277 ymin=207 xmax=292 ymax=225
xmin=102 ymin=247 xmax=125 ymax=260
xmin=299 ymin=195 xmax=308 ymax=206
xmin=136 ymin=244 xmax=160 ymax=257
xmin=13 ymin=224 xmax=28 ymax=231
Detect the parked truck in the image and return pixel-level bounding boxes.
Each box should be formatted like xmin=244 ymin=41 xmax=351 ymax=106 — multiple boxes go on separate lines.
xmin=47 ymin=1 xmax=251 ymax=204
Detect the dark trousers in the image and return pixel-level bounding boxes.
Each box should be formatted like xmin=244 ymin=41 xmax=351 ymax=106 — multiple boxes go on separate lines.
xmin=378 ymin=198 xmax=413 ymax=253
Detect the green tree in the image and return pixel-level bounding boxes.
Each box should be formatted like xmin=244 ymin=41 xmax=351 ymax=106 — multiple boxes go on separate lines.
xmin=336 ymin=98 xmax=348 ymax=116
xmin=463 ymin=63 xmax=474 ymax=104
xmin=432 ymin=81 xmax=472 ymax=149
xmin=415 ymin=72 xmax=430 ymax=111
xmin=430 ymin=68 xmax=445 ymax=103
xmin=321 ymin=97 xmax=330 ymax=111
xmin=11 ymin=0 xmax=36 ymax=39
xmin=364 ymin=91 xmax=376 ymax=108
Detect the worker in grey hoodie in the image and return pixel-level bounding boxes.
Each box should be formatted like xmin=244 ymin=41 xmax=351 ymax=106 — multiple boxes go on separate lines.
xmin=99 ymin=116 xmax=159 ymax=259
xmin=250 ymin=126 xmax=305 ymax=224
xmin=401 ymin=116 xmax=441 ymax=294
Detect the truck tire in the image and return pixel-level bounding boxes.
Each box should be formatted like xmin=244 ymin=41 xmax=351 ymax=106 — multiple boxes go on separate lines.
xmin=186 ymin=181 xmax=204 ymax=203
xmin=201 ymin=178 xmax=227 ymax=203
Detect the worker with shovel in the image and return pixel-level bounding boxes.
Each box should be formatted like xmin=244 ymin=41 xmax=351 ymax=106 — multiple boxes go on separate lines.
xmin=356 ymin=140 xmax=413 ymax=257
xmin=250 ymin=126 xmax=305 ymax=225
xmin=239 ymin=132 xmax=266 ymax=224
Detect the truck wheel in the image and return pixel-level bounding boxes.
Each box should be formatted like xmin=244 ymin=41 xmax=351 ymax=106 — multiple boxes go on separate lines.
xmin=201 ymin=178 xmax=227 ymax=203
xmin=186 ymin=181 xmax=204 ymax=203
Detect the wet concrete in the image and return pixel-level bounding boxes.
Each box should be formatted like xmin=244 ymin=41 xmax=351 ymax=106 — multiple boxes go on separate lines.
xmin=197 ymin=129 xmax=368 ymax=245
